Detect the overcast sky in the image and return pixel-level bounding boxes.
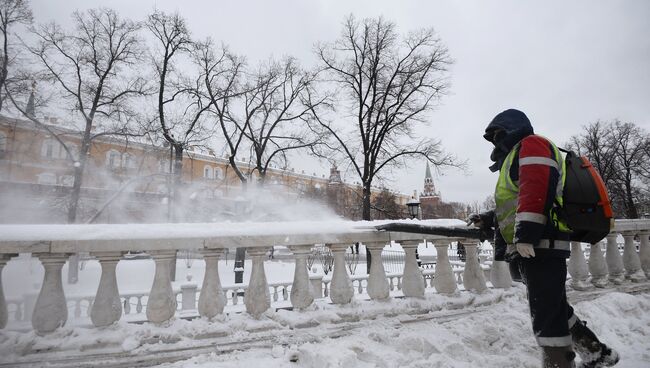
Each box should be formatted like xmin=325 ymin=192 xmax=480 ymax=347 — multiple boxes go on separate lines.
xmin=30 ymin=0 xmax=650 ymax=205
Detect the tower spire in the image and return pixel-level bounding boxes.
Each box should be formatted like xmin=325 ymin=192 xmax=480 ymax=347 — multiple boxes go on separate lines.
xmin=422 ymin=162 xmax=437 ymax=197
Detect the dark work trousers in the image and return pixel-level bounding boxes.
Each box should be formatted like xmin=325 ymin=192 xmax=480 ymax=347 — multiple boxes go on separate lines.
xmin=514 ymin=256 xmax=577 ymax=347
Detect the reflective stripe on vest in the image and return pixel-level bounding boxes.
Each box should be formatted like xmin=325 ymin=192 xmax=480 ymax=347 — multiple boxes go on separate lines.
xmin=494 ymin=137 xmax=569 ymax=244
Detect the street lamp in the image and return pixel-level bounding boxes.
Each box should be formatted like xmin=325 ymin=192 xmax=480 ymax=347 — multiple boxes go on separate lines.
xmin=406 ymin=195 xmax=422 ymax=266
xmin=406 ymin=196 xmax=421 ymax=219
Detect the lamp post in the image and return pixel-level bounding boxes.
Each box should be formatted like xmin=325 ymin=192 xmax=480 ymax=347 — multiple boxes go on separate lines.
xmin=233 ymin=197 xmax=248 ymax=284
xmin=406 ymin=196 xmax=422 ymax=266
xmin=406 ymin=196 xmax=421 ymax=219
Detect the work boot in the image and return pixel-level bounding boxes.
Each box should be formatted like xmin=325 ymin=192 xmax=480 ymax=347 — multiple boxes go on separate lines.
xmin=542 ymin=346 xmax=576 ymax=368
xmin=570 ymin=320 xmax=619 ymax=368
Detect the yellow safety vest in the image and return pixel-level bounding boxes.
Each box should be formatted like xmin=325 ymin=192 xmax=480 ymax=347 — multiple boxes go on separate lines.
xmin=494 ymin=138 xmax=570 ymax=244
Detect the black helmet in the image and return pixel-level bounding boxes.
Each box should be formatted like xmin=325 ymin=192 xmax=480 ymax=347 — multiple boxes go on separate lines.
xmin=485 ymin=109 xmax=534 ymax=171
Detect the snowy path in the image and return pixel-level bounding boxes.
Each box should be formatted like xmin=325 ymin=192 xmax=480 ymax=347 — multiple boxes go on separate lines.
xmin=2 ymin=283 xmax=649 ymax=368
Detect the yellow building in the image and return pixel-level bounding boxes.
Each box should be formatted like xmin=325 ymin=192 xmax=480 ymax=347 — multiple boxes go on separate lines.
xmin=0 ymin=115 xmax=409 ymax=223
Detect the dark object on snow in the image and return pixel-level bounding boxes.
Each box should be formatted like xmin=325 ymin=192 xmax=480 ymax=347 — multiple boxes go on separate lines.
xmin=374 ymin=223 xmax=494 ymax=242
xmin=541 ymin=346 xmax=576 ymax=368
xmin=557 ymin=148 xmax=614 ymax=245
xmin=570 ymin=320 xmax=620 ymax=368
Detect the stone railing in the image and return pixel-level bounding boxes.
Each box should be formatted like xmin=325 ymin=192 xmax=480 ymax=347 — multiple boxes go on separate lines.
xmin=0 ymin=219 xmax=649 ymax=335
xmin=567 ymin=219 xmax=650 ymax=289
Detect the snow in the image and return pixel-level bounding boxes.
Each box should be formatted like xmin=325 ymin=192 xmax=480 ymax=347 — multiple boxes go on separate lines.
xmin=2 ymin=285 xmax=649 ymax=367
xmin=0 ymin=219 xmax=466 ymax=242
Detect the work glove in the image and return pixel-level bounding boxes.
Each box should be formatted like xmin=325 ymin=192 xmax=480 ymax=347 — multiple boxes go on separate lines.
xmin=466 ymin=211 xmax=495 ymax=230
xmin=516 ymin=243 xmax=535 ymax=258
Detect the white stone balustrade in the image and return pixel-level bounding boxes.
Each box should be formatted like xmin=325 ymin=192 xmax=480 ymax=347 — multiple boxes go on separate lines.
xmin=400 ymin=240 xmax=425 ymax=297
xmin=328 ymin=243 xmax=354 ymax=304
xmin=90 ymin=252 xmax=123 ymax=327
xmin=366 ymin=242 xmax=390 ymax=300
xmin=605 ymin=233 xmax=626 ymax=284
xmin=462 ymin=243 xmax=487 ymax=293
xmin=198 ymin=249 xmax=226 ymax=319
xmin=588 ymin=241 xmax=608 ymax=288
xmin=622 ymin=233 xmax=645 ymax=282
xmin=146 ymin=251 xmax=177 ymax=324
xmin=289 ymin=245 xmax=314 ymax=309
xmin=640 ymin=232 xmax=650 ymax=278
xmin=1 ymin=219 xmax=649 ymax=334
xmin=32 ymin=253 xmax=69 ymax=334
xmin=244 ymin=247 xmax=271 ymax=318
xmin=433 ymin=241 xmax=458 ymax=294
xmin=568 ymin=242 xmax=590 ymax=290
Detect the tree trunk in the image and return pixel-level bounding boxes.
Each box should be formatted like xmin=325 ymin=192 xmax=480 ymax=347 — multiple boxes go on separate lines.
xmin=624 ymin=175 xmax=638 ymax=219
xmin=169 ymin=144 xmax=184 ymax=282
xmin=362 ymin=183 xmax=372 ymax=221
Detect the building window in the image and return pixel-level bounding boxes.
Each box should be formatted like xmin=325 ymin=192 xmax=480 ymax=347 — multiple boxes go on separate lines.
xmin=203 ymin=165 xmax=213 ymax=179
xmin=37 ymin=172 xmax=57 ymax=185
xmin=122 ymin=153 xmax=136 ymax=169
xmin=159 ymin=159 xmax=171 ymax=173
xmin=106 ymin=150 xmax=121 ymax=169
xmin=214 ymin=167 xmax=223 ymax=180
xmin=41 ymin=139 xmax=56 ymax=159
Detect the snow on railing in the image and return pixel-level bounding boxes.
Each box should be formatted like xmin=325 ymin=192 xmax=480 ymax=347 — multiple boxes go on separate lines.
xmin=0 ymin=219 xmax=648 ymax=335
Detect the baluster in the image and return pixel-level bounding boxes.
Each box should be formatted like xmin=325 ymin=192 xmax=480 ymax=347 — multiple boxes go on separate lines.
xmin=309 ymin=275 xmax=323 ymax=299
xmin=589 ymin=241 xmax=608 ymax=288
xmin=433 ymin=242 xmax=457 ymax=294
xmin=605 ymin=233 xmax=625 ymax=284
xmin=32 ymin=253 xmax=68 ymax=334
xmin=244 ymin=248 xmax=271 ymax=318
xmin=397 ymin=276 xmax=402 ymax=291
xmin=357 ymin=280 xmax=363 ymax=294
xmin=622 ymin=233 xmax=645 ymax=282
xmin=289 ymin=245 xmax=314 ymax=309
xmin=90 ymin=252 xmax=123 ymax=327
xmin=366 ymin=242 xmax=390 ymax=300
xmin=15 ymin=302 xmax=23 ymax=322
xmin=136 ymin=296 xmax=143 ymax=313
xmin=323 ymin=281 xmax=329 ymax=298
xmin=123 ymin=297 xmax=131 ymax=314
xmin=272 ymin=286 xmax=279 ymax=302
xmin=198 ymin=249 xmax=226 ymax=319
xmin=87 ymin=299 xmax=93 ymax=317
xmin=283 ymin=287 xmax=289 ymax=301
xmin=463 ymin=243 xmax=487 ymax=293
xmin=490 ymin=247 xmax=512 ymax=289
xmin=639 ymin=231 xmax=650 ymax=278
xmin=401 ymin=241 xmax=424 ymax=298
xmin=74 ymin=300 xmax=82 ymax=318
xmin=568 ymin=242 xmax=590 ymax=290
xmin=232 ymin=290 xmax=239 ymax=306
xmin=327 ymin=244 xmax=354 ymax=304
xmin=388 ymin=277 xmax=395 ymax=291
xmin=146 ymin=251 xmax=177 ymax=324
xmin=0 ymin=255 xmax=11 ymax=329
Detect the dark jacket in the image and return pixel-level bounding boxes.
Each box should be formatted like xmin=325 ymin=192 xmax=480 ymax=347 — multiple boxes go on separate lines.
xmin=485 ymin=109 xmax=569 ymax=259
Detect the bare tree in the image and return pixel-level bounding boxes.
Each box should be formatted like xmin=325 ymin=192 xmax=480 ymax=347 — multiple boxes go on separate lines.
xmin=567 ymin=120 xmax=650 ymax=218
xmin=0 ymin=0 xmax=32 ymax=112
xmin=22 ymin=8 xmax=147 ymax=223
xmin=193 ymin=38 xmax=248 ymax=183
xmin=147 ymin=10 xmax=213 ymax=220
xmin=236 ymin=58 xmax=325 ymax=185
xmin=314 ymin=15 xmax=456 ymax=220
xmin=608 ymin=121 xmax=648 ymax=219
